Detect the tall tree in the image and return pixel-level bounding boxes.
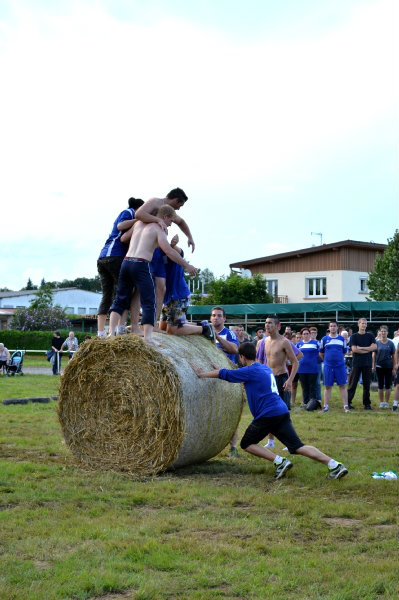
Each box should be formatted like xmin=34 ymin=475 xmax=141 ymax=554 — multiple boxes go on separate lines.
xmin=21 ymin=277 xmax=37 ymax=290
xmin=367 ymin=230 xmax=399 ymax=301
xmin=29 ymin=284 xmax=54 ymax=310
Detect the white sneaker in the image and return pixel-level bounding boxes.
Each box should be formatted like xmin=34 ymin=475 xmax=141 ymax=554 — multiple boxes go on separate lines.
xmin=322 ymin=406 xmax=329 ymax=413
xmin=380 ymin=402 xmax=385 ymax=408
xmin=264 ymin=439 xmax=275 ymax=449
xmin=97 ymin=331 xmax=106 ymax=338
xmin=116 ymin=325 xmax=127 ymax=336
xmin=384 ymin=402 xmax=390 ymax=408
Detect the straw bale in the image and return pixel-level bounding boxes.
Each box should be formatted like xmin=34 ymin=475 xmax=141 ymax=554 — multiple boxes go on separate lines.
xmin=58 ymin=334 xmax=244 ymax=476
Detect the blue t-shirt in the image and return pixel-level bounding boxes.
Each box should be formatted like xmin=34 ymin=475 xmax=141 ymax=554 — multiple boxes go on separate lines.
xmin=163 ymin=249 xmax=190 ymax=304
xmin=216 ymin=327 xmax=239 ymax=364
xmin=218 ymin=362 xmax=289 ymax=420
xmin=98 ymin=208 xmax=134 ymax=259
xmin=320 ymin=335 xmax=347 ymax=367
xmin=296 ymin=339 xmax=320 ymax=374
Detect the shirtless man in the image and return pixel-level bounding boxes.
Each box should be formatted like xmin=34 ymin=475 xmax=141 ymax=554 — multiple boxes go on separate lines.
xmin=263 ymin=315 xmax=300 ymax=449
xmin=108 ymin=205 xmax=197 ymax=344
xmin=135 ymin=188 xmax=195 ymax=324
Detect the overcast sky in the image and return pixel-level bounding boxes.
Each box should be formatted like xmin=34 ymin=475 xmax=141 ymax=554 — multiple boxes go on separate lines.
xmin=0 ymin=0 xmax=397 ymax=290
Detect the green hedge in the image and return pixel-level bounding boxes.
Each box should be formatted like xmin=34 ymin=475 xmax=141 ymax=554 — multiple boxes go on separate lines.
xmin=0 ymin=330 xmax=92 ymax=351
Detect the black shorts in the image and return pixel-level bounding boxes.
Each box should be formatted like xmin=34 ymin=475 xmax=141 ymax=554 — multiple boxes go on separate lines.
xmin=376 ymin=367 xmax=393 ymax=390
xmin=240 ymin=413 xmax=304 ymax=454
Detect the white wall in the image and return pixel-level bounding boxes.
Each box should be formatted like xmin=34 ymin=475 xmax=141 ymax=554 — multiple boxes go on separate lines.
xmin=0 ymin=289 xmax=101 ymax=314
xmin=261 ymin=270 xmax=370 ymax=303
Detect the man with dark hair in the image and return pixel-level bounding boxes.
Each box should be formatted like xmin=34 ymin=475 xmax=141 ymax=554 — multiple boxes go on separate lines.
xmin=97 ymin=197 xmax=144 ymax=337
xmin=347 ymin=318 xmax=377 ymax=409
xmin=191 ymin=342 xmax=348 ymax=481
xmin=319 ymin=321 xmax=350 ymax=413
xmin=135 ymin=188 xmax=194 ymax=251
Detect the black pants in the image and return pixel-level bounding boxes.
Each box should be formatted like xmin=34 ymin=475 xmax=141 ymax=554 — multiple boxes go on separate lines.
xmin=347 ymin=366 xmax=371 ymax=406
xmin=97 ymin=256 xmax=124 ymax=315
xmin=299 ymin=372 xmax=318 ymax=405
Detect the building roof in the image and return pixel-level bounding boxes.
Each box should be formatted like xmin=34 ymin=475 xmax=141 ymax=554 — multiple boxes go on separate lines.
xmin=229 ymin=240 xmax=387 ymax=269
xmin=0 ymin=287 xmax=100 ymax=298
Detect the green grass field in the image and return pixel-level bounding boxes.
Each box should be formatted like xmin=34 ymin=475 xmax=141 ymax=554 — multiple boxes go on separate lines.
xmin=0 ymin=377 xmax=398 ymax=600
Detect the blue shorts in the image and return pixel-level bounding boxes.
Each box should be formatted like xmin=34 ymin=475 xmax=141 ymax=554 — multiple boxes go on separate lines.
xmin=150 ymin=249 xmax=166 ymax=279
xmin=324 ymin=364 xmax=347 ymax=387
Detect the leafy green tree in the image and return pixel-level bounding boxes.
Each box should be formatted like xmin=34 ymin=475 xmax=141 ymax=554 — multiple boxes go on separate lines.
xmin=192 ymin=273 xmax=273 ymax=305
xmin=40 ymin=277 xmax=46 ymax=288
xmin=21 ymin=277 xmax=37 ymax=290
xmin=367 ymin=230 xmax=399 ymax=301
xmin=29 ymin=284 xmax=54 ymax=310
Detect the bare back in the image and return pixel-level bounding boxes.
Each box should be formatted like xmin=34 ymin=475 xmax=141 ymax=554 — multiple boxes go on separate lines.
xmin=126 ymin=221 xmax=162 ymax=261
xmin=265 ymin=334 xmax=292 ymax=376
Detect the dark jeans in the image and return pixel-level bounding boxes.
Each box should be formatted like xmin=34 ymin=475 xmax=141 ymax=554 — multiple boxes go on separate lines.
xmin=347 ymin=366 xmax=371 ymax=406
xmin=97 ymin=256 xmax=124 ymax=315
xmin=52 ymin=352 xmax=62 ymax=375
xmin=299 ymin=372 xmax=318 ymax=405
xmin=275 ymin=373 xmax=291 ymax=410
xmin=110 ymin=259 xmax=156 ymax=326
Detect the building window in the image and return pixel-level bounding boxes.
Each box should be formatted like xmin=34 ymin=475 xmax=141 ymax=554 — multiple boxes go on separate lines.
xmin=359 ymin=278 xmax=368 ymax=293
xmin=89 ymin=308 xmax=97 ymax=314
xmin=266 ymin=279 xmax=278 ymax=296
xmin=66 ymin=307 xmax=74 ymax=313
xmin=78 ymin=307 xmax=86 ymax=314
xmin=306 ymin=277 xmax=327 ymax=297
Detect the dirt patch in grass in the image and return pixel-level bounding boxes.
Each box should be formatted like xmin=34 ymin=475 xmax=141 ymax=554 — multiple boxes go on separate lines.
xmin=324 ymin=517 xmax=363 ymax=527
xmin=91 ymin=591 xmax=134 ymax=600
xmin=336 ymin=437 xmax=366 ymax=441
xmin=33 ymin=559 xmax=51 ymax=570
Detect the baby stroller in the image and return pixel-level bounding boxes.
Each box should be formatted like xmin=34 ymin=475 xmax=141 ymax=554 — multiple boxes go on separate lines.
xmin=6 ymin=350 xmax=25 ymax=376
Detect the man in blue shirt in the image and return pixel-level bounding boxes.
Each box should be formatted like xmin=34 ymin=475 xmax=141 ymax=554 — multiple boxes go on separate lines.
xmin=192 ymin=342 xmax=348 ymax=480
xmin=319 ymin=321 xmax=350 ymax=413
xmin=97 ymin=197 xmax=144 ymax=337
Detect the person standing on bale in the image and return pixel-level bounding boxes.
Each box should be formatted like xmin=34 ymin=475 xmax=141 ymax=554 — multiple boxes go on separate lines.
xmin=108 ymin=205 xmax=198 ymax=345
xmin=191 ymin=342 xmax=348 ymax=480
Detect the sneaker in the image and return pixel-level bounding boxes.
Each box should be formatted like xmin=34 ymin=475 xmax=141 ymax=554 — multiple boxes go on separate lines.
xmin=264 ymin=439 xmax=275 ymax=449
xmin=393 ymin=405 xmax=398 ymax=412
xmin=228 ymin=447 xmax=239 ymax=458
xmin=328 ymin=463 xmax=348 ymax=480
xmin=364 ymin=405 xmax=372 ymax=410
xmin=274 ymin=458 xmax=293 ymax=480
xmin=344 ymin=405 xmax=351 ymax=413
xmin=322 ymin=406 xmax=329 ymax=413
xmin=384 ymin=402 xmax=390 ymax=408
xmin=347 ymin=404 xmax=355 ymax=410
xmin=379 ymin=402 xmax=385 ymax=409
xmin=116 ymin=325 xmax=127 ymax=336
xmin=97 ymin=331 xmax=106 ymax=338
xmin=202 ymin=323 xmax=216 ymax=342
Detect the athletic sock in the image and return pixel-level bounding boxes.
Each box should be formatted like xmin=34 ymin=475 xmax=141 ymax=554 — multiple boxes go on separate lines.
xmin=328 ymin=459 xmax=339 ymax=470
xmin=273 ymin=455 xmax=283 ymax=465
xmin=393 ymin=400 xmax=398 ymax=406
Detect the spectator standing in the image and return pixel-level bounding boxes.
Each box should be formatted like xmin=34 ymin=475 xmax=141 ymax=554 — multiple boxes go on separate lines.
xmin=347 ymin=318 xmax=377 ymax=410
xmin=296 ymin=327 xmax=320 ymax=409
xmin=62 ymin=331 xmax=79 ymax=360
xmin=0 ymin=343 xmax=10 ymax=373
xmin=309 ymin=326 xmax=323 ymax=402
xmin=372 ymin=326 xmax=396 ymax=408
xmin=319 ymin=321 xmax=350 ymax=413
xmin=51 ymin=331 xmax=65 ymax=375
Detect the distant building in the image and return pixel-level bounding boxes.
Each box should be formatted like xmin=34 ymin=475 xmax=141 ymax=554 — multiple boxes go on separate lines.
xmin=230 ymin=240 xmax=386 ymax=304
xmin=0 ymin=287 xmax=101 ymax=320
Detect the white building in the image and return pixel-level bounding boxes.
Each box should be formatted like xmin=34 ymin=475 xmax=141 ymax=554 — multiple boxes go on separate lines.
xmin=0 ymin=288 xmax=101 ymax=315
xmin=230 ymin=240 xmax=386 ymax=304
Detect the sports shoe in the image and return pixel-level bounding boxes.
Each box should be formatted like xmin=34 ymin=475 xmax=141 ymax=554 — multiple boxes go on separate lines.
xmin=97 ymin=331 xmax=106 ymax=338
xmin=379 ymin=402 xmax=385 ymax=409
xmin=328 ymin=463 xmax=348 ymax=480
xmin=274 ymin=458 xmax=293 ymax=480
xmin=384 ymin=402 xmax=390 ymax=408
xmin=344 ymin=406 xmax=351 ymax=413
xmin=116 ymin=325 xmax=127 ymax=336
xmin=347 ymin=404 xmax=355 ymax=410
xmin=202 ymin=323 xmax=216 ymax=342
xmin=393 ymin=405 xmax=398 ymax=412
xmin=228 ymin=447 xmax=239 ymax=458
xmin=364 ymin=405 xmax=372 ymax=410
xmin=322 ymin=405 xmax=329 ymax=413
xmin=264 ymin=439 xmax=275 ymax=449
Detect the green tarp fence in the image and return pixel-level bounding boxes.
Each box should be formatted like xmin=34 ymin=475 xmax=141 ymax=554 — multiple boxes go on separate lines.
xmin=187 ymin=301 xmax=398 ymax=316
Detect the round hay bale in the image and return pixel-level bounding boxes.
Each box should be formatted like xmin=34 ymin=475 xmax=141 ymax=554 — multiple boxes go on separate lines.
xmin=58 ymin=335 xmax=244 ymax=476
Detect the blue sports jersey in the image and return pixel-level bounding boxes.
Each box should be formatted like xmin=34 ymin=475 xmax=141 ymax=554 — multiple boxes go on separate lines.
xmin=218 ymin=362 xmax=289 ymax=420
xmin=296 ymin=339 xmax=320 ymax=374
xmin=216 ymin=327 xmax=239 ymax=364
xmin=163 ymin=249 xmax=190 ymax=304
xmin=98 ymin=208 xmax=134 ymax=259
xmin=320 ymin=335 xmax=347 ymax=367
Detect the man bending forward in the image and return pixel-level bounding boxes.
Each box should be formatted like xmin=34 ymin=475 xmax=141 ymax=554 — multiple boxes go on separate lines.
xmin=109 ymin=205 xmax=197 ymax=344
